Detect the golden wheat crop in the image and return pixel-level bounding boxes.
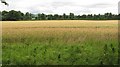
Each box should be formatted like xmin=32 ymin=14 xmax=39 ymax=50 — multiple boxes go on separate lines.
xmin=2 ymin=20 xmax=118 ymax=43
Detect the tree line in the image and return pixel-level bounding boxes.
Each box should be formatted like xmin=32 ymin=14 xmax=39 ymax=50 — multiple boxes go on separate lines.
xmin=1 ymin=10 xmax=120 ymax=21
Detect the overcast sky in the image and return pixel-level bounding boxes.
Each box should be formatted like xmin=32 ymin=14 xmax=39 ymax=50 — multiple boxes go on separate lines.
xmin=0 ymin=0 xmax=120 ymax=15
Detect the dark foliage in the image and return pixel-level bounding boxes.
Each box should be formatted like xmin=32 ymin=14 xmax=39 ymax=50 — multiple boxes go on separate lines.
xmin=1 ymin=10 xmax=120 ymax=21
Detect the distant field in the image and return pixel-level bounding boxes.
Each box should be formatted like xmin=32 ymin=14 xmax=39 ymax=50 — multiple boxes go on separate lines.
xmin=2 ymin=20 xmax=118 ymax=65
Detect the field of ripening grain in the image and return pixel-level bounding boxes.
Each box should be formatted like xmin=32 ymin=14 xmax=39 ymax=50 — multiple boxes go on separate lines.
xmin=2 ymin=20 xmax=118 ymax=65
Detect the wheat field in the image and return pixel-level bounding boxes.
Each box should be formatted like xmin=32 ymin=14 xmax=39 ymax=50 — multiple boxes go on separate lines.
xmin=2 ymin=20 xmax=118 ymax=65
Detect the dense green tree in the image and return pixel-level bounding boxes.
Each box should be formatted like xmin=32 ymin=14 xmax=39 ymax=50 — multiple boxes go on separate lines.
xmin=0 ymin=11 xmax=2 ymax=20
xmin=53 ymin=14 xmax=59 ymax=20
xmin=24 ymin=12 xmax=32 ymax=20
xmin=76 ymin=15 xmax=81 ymax=20
xmin=87 ymin=14 xmax=93 ymax=20
xmin=69 ymin=13 xmax=74 ymax=20
xmin=118 ymin=14 xmax=120 ymax=20
xmin=47 ymin=14 xmax=53 ymax=20
xmin=63 ymin=13 xmax=67 ymax=20
xmin=40 ymin=13 xmax=46 ymax=20
xmin=2 ymin=10 xmax=8 ymax=21
xmin=81 ymin=14 xmax=87 ymax=19
xmin=104 ymin=13 xmax=112 ymax=20
xmin=18 ymin=11 xmax=24 ymax=20
xmin=6 ymin=10 xmax=23 ymax=21
xmin=58 ymin=15 xmax=63 ymax=20
xmin=37 ymin=13 xmax=41 ymax=20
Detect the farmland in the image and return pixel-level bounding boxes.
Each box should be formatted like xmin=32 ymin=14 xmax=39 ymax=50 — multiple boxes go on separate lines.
xmin=2 ymin=20 xmax=118 ymax=65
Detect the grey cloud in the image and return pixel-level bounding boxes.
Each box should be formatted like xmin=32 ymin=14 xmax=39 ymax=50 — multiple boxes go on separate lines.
xmin=51 ymin=2 xmax=113 ymax=9
xmin=38 ymin=10 xmax=54 ymax=14
xmin=51 ymin=2 xmax=76 ymax=8
xmin=28 ymin=6 xmax=54 ymax=14
xmin=30 ymin=10 xmax=53 ymax=14
xmin=80 ymin=9 xmax=91 ymax=13
xmin=83 ymin=3 xmax=113 ymax=8
xmin=118 ymin=1 xmax=120 ymax=14
xmin=73 ymin=9 xmax=92 ymax=15
xmin=50 ymin=2 xmax=92 ymax=14
xmin=51 ymin=2 xmax=73 ymax=6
